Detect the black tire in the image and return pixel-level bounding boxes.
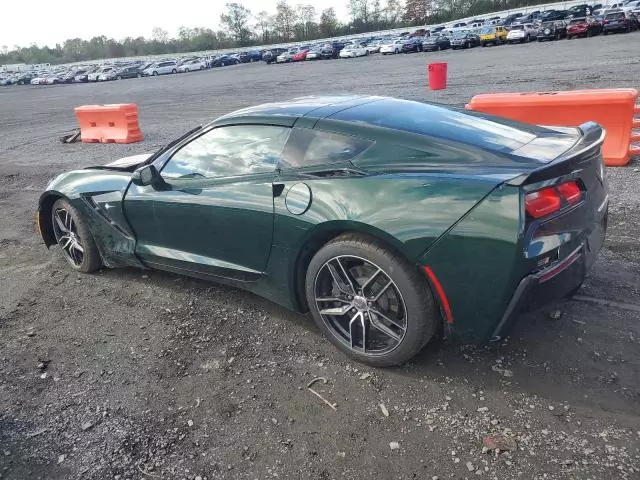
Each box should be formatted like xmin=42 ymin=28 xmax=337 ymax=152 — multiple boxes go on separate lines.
xmin=171 ymin=68 xmax=177 ymax=74
xmin=17 ymin=80 xmax=23 ymax=85
xmin=152 ymin=71 xmax=158 ymax=76
xmin=51 ymin=198 xmax=102 ymax=273
xmin=305 ymin=233 xmax=438 ymax=366
xmin=137 ymin=73 xmax=142 ymax=78
xmin=116 ymin=75 xmax=122 ymax=80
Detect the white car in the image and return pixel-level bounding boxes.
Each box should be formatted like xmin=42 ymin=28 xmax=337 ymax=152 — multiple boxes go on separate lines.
xmin=276 ymin=48 xmax=299 ymax=63
xmin=30 ymin=76 xmax=47 ymax=85
xmin=178 ymin=59 xmax=207 ymax=72
xmin=44 ymin=75 xmax=62 ymax=85
xmin=365 ymin=42 xmax=381 ymax=53
xmin=97 ymin=71 xmax=117 ymax=81
xmin=306 ymin=50 xmax=321 ymax=60
xmin=506 ymin=23 xmax=538 ymax=43
xmin=88 ymin=67 xmax=114 ymax=82
xmin=379 ymin=39 xmax=405 ymax=55
xmin=622 ymin=0 xmax=640 ymax=12
xmin=339 ymin=43 xmax=369 ymax=58
xmin=142 ymin=61 xmax=178 ymax=76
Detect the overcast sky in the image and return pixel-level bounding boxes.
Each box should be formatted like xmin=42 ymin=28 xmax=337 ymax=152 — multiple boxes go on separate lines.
xmin=2 ymin=0 xmax=350 ymax=49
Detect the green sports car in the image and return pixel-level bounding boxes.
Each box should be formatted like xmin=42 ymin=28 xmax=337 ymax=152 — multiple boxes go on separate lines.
xmin=37 ymin=96 xmax=609 ymax=366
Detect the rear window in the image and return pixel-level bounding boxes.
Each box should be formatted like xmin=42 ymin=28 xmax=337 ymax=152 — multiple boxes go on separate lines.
xmin=606 ymin=12 xmax=625 ymax=19
xmin=570 ymin=18 xmax=586 ymax=24
xmin=282 ymin=128 xmax=372 ymax=169
xmin=332 ymin=99 xmax=542 ymax=154
xmin=510 ymin=24 xmax=524 ymax=30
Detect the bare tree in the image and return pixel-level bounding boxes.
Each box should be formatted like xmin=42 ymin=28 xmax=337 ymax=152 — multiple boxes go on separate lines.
xmin=151 ymin=27 xmax=169 ymax=43
xmin=220 ymin=2 xmax=252 ymax=46
xmin=274 ymin=0 xmax=296 ymax=41
xmin=319 ymin=8 xmax=340 ymax=37
xmin=349 ymin=0 xmax=373 ymax=25
xmin=384 ymin=0 xmax=405 ymax=26
xmin=295 ymin=4 xmax=317 ymax=39
xmin=255 ymin=10 xmax=272 ymax=43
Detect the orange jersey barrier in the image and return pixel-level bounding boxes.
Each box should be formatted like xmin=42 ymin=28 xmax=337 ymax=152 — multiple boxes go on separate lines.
xmin=465 ymin=89 xmax=639 ymax=166
xmin=74 ymin=104 xmax=143 ymax=144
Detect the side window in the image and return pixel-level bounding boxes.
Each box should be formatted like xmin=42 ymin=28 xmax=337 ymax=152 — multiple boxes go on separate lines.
xmin=161 ymin=125 xmax=290 ymax=180
xmin=282 ymin=128 xmax=372 ymax=169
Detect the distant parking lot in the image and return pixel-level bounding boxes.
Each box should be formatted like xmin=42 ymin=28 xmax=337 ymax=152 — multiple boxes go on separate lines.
xmin=1 ymin=33 xmax=639 ymax=480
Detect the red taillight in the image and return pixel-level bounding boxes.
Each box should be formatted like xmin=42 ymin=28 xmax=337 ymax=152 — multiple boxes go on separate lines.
xmin=525 ymin=187 xmax=561 ymax=218
xmin=525 ymin=181 xmax=583 ymax=219
xmin=557 ymin=181 xmax=582 ymax=204
xmin=604 ymin=19 xmax=609 ymax=24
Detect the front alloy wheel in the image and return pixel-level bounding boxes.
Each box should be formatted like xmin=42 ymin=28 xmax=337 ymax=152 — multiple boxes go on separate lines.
xmin=306 ymin=234 xmax=437 ymax=366
xmin=51 ymin=198 xmax=102 ymax=273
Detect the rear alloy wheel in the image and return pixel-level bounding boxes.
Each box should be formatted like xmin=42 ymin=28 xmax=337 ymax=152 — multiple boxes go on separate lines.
xmin=152 ymin=71 xmax=158 ymax=76
xmin=306 ymin=234 xmax=437 ymax=366
xmin=51 ymin=198 xmax=101 ymax=273
xmin=116 ymin=75 xmax=122 ymax=80
xmin=172 ymin=68 xmax=177 ymax=74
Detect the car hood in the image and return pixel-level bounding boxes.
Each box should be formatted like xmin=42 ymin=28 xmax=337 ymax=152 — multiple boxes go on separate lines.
xmin=100 ymin=153 xmax=151 ymax=170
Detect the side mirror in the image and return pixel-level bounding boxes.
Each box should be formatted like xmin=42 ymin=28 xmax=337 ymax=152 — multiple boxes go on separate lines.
xmin=132 ymin=164 xmax=164 ymax=188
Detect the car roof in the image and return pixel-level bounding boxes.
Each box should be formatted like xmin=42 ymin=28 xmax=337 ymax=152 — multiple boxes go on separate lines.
xmin=215 ymin=96 xmax=556 ymax=156
xmin=214 ymin=95 xmax=380 ymax=125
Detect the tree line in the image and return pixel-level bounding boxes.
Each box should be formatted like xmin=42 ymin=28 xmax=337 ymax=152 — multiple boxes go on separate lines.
xmin=1 ymin=0 xmax=553 ymax=65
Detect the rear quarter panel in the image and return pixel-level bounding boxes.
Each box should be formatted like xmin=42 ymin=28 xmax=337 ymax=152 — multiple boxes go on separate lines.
xmin=257 ymin=173 xmax=502 ymax=311
xmin=419 ymin=185 xmax=523 ymax=342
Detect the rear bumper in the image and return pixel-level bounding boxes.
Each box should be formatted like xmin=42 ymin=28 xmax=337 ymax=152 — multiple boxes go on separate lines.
xmin=489 ymin=200 xmax=608 ymax=341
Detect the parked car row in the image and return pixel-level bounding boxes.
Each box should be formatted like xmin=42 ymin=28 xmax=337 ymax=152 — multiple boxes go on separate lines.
xmin=0 ymin=50 xmax=263 ymax=86
xmin=257 ymin=5 xmax=639 ymax=64
xmin=2 ymin=3 xmax=639 ymax=87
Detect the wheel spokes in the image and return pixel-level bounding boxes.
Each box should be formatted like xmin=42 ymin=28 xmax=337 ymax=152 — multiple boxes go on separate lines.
xmin=319 ymin=304 xmax=352 ymax=316
xmin=371 ymin=280 xmax=393 ymax=302
xmin=348 ymin=311 xmax=366 ymax=352
xmin=314 ymin=255 xmax=407 ymax=355
xmin=54 ymin=210 xmax=69 ymax=233
xmin=369 ymin=313 xmax=402 ymax=342
xmin=326 ymin=259 xmax=357 ymax=295
xmin=369 ymin=307 xmax=406 ymax=333
xmin=53 ymin=207 xmax=84 ymax=267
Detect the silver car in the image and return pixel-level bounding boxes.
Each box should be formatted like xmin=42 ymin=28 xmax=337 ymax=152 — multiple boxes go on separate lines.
xmin=143 ymin=61 xmax=178 ymax=76
xmin=88 ymin=67 xmax=114 ymax=82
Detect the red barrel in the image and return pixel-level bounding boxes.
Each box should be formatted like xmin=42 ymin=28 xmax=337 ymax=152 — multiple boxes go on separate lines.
xmin=428 ymin=62 xmax=447 ymax=91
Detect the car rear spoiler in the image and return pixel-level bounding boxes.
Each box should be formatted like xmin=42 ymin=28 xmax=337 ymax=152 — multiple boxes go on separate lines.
xmin=506 ymin=122 xmax=605 ymax=186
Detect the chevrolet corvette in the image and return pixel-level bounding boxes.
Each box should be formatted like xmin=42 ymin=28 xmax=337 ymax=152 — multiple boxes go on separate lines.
xmin=37 ymin=96 xmax=609 ymax=366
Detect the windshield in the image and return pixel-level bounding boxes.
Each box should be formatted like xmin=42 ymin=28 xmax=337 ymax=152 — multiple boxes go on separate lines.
xmin=481 ymin=26 xmax=495 ymax=33
xmin=510 ymin=24 xmax=524 ymax=30
xmin=452 ymin=30 xmax=468 ymax=37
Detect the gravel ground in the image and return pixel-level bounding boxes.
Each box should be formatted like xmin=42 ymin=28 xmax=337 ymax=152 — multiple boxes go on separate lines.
xmin=1 ymin=33 xmax=640 ymax=480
